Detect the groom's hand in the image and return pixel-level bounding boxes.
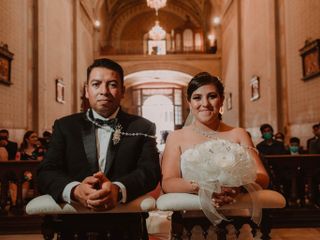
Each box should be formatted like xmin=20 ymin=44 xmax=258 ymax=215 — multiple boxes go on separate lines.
xmin=71 ymin=176 xmax=100 ymax=207
xmin=85 ymin=172 xmax=119 ymax=210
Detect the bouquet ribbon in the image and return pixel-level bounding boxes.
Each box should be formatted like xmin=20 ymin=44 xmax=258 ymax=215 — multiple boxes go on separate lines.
xmin=198 ymin=180 xmax=262 ymax=225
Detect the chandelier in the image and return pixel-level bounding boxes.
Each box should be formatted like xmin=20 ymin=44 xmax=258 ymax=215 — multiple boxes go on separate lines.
xmin=149 ymin=21 xmax=166 ymax=40
xmin=146 ymin=0 xmax=167 ymax=15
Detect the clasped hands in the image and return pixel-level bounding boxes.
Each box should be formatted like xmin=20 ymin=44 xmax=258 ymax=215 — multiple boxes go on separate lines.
xmin=211 ymin=186 xmax=240 ymax=208
xmin=72 ymin=171 xmax=120 ymax=211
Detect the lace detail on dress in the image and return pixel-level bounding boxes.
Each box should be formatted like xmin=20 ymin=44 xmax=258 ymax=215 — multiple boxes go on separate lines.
xmin=180 ymin=138 xmax=261 ymax=225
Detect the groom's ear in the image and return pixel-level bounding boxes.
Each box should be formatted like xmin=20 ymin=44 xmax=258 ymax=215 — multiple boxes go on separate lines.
xmin=85 ymin=84 xmax=89 ymax=99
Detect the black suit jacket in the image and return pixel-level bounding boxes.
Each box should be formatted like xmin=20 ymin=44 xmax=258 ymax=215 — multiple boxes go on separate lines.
xmin=6 ymin=140 xmax=18 ymax=160
xmin=256 ymin=139 xmax=288 ymax=155
xmin=307 ymin=136 xmax=316 ymax=152
xmin=37 ymin=110 xmax=161 ymax=203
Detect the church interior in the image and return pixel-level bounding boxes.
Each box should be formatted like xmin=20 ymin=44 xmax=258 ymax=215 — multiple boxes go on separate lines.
xmin=0 ymin=0 xmax=320 ymax=239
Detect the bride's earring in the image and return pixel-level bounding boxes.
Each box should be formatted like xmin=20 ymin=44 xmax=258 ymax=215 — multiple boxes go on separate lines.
xmin=219 ymin=106 xmax=224 ymax=115
xmin=218 ymin=106 xmax=224 ymax=120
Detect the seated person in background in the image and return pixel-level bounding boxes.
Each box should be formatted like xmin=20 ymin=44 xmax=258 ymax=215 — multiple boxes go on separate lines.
xmin=275 ymin=132 xmax=285 ymax=143
xmin=307 ymin=123 xmax=319 ymax=152
xmin=288 ymin=137 xmax=305 ymax=155
xmin=38 ymin=130 xmax=52 ymax=153
xmin=0 ymin=136 xmax=13 ymax=208
xmin=274 ymin=131 xmax=289 ymax=151
xmin=19 ymin=131 xmax=44 ymax=161
xmin=256 ymin=124 xmax=288 ymax=155
xmin=309 ymin=123 xmax=320 ymax=154
xmin=0 ymin=136 xmax=9 ymax=161
xmin=158 ymin=130 xmax=170 ymax=156
xmin=9 ymin=131 xmax=44 ymax=206
xmin=0 ymin=129 xmax=18 ymax=160
xmin=161 ymin=72 xmax=269 ymax=225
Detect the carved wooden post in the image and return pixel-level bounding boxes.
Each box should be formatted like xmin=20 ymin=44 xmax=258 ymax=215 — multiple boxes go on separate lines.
xmin=0 ymin=173 xmax=8 ymax=215
xmin=0 ymin=160 xmax=41 ymax=215
xmin=171 ymin=211 xmax=183 ymax=240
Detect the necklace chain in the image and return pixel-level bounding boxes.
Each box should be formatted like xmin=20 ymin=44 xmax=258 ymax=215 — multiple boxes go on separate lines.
xmin=192 ymin=122 xmax=220 ymax=138
xmin=86 ymin=110 xmax=156 ymax=139
xmin=86 ymin=111 xmax=114 ymax=132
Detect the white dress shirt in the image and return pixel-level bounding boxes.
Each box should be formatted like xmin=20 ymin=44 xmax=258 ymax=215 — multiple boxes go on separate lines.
xmin=62 ymin=108 xmax=127 ymax=203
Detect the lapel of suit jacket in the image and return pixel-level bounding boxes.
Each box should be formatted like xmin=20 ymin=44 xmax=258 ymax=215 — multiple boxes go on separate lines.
xmin=82 ymin=114 xmax=99 ymax=174
xmin=104 ymin=110 xmax=127 ymax=176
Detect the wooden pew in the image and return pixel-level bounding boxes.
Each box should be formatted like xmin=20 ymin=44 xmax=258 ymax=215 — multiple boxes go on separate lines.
xmin=0 ymin=160 xmax=41 ymax=215
xmin=157 ymin=191 xmax=286 ymax=239
xmin=263 ymin=154 xmax=320 ymax=227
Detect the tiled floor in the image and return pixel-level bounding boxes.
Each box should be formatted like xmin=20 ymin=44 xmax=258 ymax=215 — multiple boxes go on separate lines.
xmin=0 ymin=228 xmax=320 ymax=240
xmin=270 ymin=228 xmax=320 ymax=240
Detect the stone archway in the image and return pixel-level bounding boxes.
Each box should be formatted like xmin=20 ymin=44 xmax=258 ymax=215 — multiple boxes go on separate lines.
xmin=108 ymin=54 xmax=221 ymax=78
xmin=142 ymin=95 xmax=174 ymax=145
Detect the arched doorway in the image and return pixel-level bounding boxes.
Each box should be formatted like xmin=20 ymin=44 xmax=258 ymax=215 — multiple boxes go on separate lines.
xmin=142 ymin=95 xmax=174 ymax=146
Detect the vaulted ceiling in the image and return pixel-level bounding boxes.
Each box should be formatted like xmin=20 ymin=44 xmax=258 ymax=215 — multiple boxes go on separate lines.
xmin=94 ymin=0 xmax=222 ymax=52
xmin=81 ymin=0 xmax=223 ymax=87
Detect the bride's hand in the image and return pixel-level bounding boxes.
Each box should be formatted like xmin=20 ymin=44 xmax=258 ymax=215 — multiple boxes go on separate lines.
xmin=211 ymin=186 xmax=240 ymax=208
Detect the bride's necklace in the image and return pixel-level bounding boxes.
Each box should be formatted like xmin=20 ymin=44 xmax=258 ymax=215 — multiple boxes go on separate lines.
xmin=192 ymin=122 xmax=221 ymax=138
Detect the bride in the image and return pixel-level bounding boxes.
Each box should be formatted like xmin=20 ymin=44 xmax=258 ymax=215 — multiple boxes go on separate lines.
xmin=161 ymin=72 xmax=269 ymax=224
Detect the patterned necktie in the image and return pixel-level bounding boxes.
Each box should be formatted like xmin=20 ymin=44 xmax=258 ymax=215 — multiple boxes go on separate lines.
xmin=95 ymin=118 xmax=117 ymax=129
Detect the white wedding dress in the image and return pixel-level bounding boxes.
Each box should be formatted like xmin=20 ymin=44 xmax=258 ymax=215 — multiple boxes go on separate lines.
xmin=180 ymin=138 xmax=262 ymax=225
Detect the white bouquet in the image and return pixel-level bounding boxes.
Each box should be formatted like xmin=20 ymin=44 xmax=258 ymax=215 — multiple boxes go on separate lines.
xmin=181 ymin=138 xmax=259 ymax=224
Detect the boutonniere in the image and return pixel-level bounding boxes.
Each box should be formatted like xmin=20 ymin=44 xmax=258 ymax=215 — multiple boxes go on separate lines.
xmin=112 ymin=124 xmax=122 ymax=145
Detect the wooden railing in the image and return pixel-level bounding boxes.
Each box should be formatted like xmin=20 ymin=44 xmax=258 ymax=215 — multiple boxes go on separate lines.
xmin=263 ymin=154 xmax=320 ymax=227
xmin=0 ymin=160 xmax=41 ymax=215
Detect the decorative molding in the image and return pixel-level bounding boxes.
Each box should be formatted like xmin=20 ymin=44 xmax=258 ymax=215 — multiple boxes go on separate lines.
xmin=221 ymin=0 xmax=233 ymax=17
xmin=79 ymin=4 xmax=94 ymax=34
xmin=250 ymin=75 xmax=260 ymax=101
xmin=299 ymin=39 xmax=320 ymax=80
xmin=56 ymin=78 xmax=65 ymax=104
xmin=80 ymin=0 xmax=94 ymax=20
xmin=0 ymin=43 xmax=14 ymax=86
xmin=108 ymin=3 xmax=203 ymax=50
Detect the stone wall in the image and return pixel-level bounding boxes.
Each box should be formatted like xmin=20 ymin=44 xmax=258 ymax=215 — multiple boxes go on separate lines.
xmin=0 ymin=0 xmax=95 ymax=143
xmin=220 ymin=0 xmax=241 ymax=128
xmin=0 ymin=0 xmax=30 ymax=143
xmin=221 ymin=0 xmax=320 ymax=146
xmin=283 ymin=0 xmax=320 ymax=146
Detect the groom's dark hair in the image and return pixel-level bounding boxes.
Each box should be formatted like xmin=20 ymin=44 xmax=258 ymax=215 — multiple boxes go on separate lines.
xmin=86 ymin=58 xmax=124 ymax=85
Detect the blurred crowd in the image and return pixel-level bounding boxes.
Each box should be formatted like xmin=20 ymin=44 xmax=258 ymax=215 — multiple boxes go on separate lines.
xmin=0 ymin=121 xmax=319 ymax=209
xmin=0 ymin=129 xmax=52 ymax=208
xmin=255 ymin=123 xmax=320 ymax=156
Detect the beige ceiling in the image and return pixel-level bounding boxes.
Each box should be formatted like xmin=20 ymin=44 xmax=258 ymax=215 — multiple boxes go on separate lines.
xmin=91 ymin=0 xmax=222 ymax=87
xmin=97 ymin=0 xmax=221 ymax=49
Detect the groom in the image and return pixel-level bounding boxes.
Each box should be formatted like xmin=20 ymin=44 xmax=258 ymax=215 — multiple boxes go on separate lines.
xmin=37 ymin=58 xmax=161 ymax=239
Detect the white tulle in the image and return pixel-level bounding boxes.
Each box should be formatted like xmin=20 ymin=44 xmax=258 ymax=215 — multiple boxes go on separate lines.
xmin=184 ymin=111 xmax=194 ymax=126
xmin=180 ymin=138 xmax=261 ymax=225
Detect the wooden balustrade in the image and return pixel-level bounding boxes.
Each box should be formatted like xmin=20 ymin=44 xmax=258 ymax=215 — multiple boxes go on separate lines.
xmin=263 ymin=154 xmax=320 ymax=227
xmin=0 ymin=160 xmax=41 ymax=215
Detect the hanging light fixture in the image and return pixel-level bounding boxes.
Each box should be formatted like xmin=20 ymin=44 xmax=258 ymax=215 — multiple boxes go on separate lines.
xmin=146 ymin=0 xmax=167 ymax=16
xmin=149 ymin=20 xmax=166 ymax=40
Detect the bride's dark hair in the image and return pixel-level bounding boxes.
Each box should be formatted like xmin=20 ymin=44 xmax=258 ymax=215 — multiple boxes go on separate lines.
xmin=187 ymin=72 xmax=224 ymax=100
xmin=187 ymin=72 xmax=224 ymax=120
